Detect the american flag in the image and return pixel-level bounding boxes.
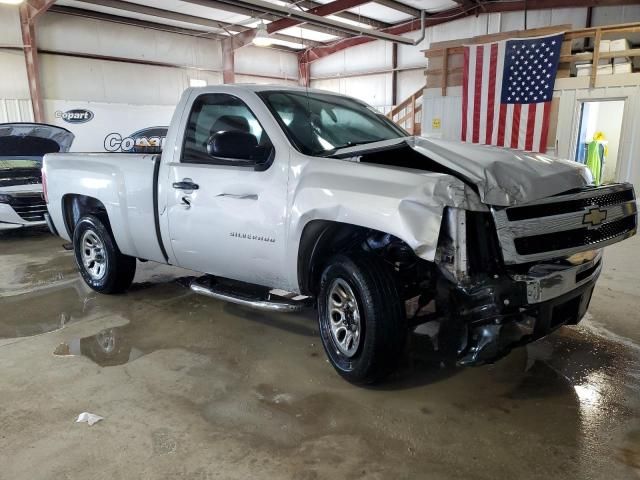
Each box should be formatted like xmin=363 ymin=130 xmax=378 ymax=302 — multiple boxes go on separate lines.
xmin=461 ymin=33 xmax=563 ymax=153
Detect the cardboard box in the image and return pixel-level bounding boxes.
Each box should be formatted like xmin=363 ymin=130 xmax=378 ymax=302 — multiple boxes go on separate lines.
xmin=609 ymin=38 xmax=631 ymax=52
xmin=576 ymin=63 xmax=591 ymax=76
xmin=613 ymin=62 xmax=632 ymax=74
xmin=598 ymin=64 xmax=613 ymax=75
xmin=577 ymin=63 xmax=613 ymax=76
xmin=599 ymin=39 xmax=611 ymax=53
xmin=614 ymin=56 xmax=631 ymax=64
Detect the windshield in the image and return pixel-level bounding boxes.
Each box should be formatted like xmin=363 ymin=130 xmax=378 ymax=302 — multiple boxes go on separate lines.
xmin=258 ymin=90 xmax=407 ymax=156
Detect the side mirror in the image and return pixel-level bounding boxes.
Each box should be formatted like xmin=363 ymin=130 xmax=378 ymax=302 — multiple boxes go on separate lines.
xmin=206 ymin=131 xmax=258 ymax=161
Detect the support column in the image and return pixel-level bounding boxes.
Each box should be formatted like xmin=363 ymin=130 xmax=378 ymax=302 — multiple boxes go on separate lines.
xmin=19 ymin=5 xmax=43 ymax=122
xmin=222 ymin=38 xmax=235 ymax=84
xmin=298 ymin=53 xmax=310 ymax=88
xmin=19 ymin=0 xmax=54 ymax=123
xmin=391 ymin=43 xmax=398 ymax=106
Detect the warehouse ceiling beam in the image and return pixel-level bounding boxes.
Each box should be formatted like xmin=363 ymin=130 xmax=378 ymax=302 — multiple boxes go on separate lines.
xmin=210 ymin=0 xmax=423 ymax=43
xmin=19 ymin=0 xmax=55 ymax=123
xmin=49 ymin=6 xmax=225 ymax=39
xmin=281 ymin=0 xmax=390 ymax=28
xmin=371 ymin=0 xmax=421 ymax=18
xmin=74 ymin=0 xmax=324 ymax=47
xmin=266 ymin=0 xmax=372 ymax=34
xmin=181 ymin=0 xmax=352 ymax=38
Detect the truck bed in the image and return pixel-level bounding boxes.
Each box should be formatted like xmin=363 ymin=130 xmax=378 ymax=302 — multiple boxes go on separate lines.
xmin=43 ymin=152 xmax=167 ymax=263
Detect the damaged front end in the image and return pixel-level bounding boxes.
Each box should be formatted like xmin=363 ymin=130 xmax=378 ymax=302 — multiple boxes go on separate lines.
xmin=433 ymin=206 xmax=603 ymax=366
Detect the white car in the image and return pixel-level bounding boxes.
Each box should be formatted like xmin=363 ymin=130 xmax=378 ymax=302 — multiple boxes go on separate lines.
xmin=0 ymin=123 xmax=74 ymax=231
xmin=43 ymin=85 xmax=637 ymax=384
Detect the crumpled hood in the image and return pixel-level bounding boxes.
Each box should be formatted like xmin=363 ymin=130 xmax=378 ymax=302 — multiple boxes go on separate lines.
xmin=407 ymin=137 xmax=592 ymax=206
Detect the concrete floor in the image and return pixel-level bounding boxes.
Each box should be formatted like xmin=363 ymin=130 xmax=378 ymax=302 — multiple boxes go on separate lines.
xmin=1 ymin=229 xmax=639 ymax=480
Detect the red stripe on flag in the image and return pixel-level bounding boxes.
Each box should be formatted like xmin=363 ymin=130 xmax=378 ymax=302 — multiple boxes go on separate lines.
xmin=510 ymin=104 xmax=521 ymax=149
xmin=525 ymin=103 xmax=537 ymax=151
xmin=538 ymin=101 xmax=552 ymax=153
xmin=485 ymin=43 xmax=498 ymax=145
xmin=497 ymin=103 xmax=507 ymax=146
xmin=461 ymin=47 xmax=469 ymax=141
xmin=472 ymin=45 xmax=483 ymax=143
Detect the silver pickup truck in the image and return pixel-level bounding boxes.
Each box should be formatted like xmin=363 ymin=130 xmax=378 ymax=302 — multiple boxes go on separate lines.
xmin=43 ymin=85 xmax=637 ymax=384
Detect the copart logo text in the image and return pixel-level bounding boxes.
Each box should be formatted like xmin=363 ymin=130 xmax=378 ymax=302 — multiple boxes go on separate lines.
xmin=55 ymin=109 xmax=94 ymax=124
xmin=104 ymin=126 xmax=168 ymax=153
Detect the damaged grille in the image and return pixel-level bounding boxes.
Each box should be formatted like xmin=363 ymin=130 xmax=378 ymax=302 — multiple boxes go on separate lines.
xmin=5 ymin=194 xmax=47 ymax=222
xmin=493 ymin=184 xmax=637 ymax=264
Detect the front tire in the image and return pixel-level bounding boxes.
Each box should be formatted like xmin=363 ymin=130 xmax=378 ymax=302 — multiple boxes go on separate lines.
xmin=73 ymin=215 xmax=136 ymax=294
xmin=317 ymin=254 xmax=407 ymax=384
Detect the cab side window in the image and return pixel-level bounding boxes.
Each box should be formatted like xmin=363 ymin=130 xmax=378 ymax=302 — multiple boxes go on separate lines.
xmin=182 ymin=93 xmax=273 ymax=167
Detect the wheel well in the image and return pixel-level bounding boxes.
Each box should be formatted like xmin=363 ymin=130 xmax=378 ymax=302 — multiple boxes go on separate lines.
xmin=61 ymin=194 xmax=109 ymax=238
xmin=297 ymin=220 xmax=427 ymax=296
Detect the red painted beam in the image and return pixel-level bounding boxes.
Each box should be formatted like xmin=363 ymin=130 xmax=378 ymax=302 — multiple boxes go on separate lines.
xmin=222 ymin=38 xmax=235 ymax=83
xmin=267 ymin=0 xmax=371 ymax=34
xmin=19 ymin=0 xmax=55 ymax=123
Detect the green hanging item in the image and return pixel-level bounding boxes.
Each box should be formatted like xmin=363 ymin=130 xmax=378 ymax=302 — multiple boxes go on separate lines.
xmin=586 ymin=140 xmax=601 ymax=185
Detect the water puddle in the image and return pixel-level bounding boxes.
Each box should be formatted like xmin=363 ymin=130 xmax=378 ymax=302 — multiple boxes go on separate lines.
xmin=53 ymin=326 xmax=146 ymax=367
xmin=0 ymin=280 xmax=95 ymax=338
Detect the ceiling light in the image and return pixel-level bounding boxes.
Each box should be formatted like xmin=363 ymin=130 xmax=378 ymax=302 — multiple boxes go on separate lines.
xmin=253 ymin=21 xmax=272 ymax=47
xmin=0 ymin=0 xmax=25 ymax=4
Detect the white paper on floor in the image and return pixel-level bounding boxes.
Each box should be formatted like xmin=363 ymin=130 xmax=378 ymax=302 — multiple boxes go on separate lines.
xmin=76 ymin=412 xmax=104 ymax=426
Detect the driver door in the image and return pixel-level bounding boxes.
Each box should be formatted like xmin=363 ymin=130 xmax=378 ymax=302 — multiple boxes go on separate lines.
xmin=165 ymin=92 xmax=288 ymax=288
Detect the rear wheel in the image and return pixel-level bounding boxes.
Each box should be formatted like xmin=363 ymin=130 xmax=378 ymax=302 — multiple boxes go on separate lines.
xmin=73 ymin=215 xmax=136 ymax=294
xmin=317 ymin=254 xmax=407 ymax=384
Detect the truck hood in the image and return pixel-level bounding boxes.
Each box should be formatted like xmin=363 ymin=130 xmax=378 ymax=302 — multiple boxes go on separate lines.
xmin=333 ymin=137 xmax=592 ymax=207
xmin=0 ymin=123 xmax=75 ymax=157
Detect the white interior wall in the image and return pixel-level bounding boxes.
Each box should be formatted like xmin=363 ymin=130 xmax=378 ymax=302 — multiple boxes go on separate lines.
xmin=312 ymin=73 xmax=393 ymax=111
xmin=38 ymin=13 xmax=223 ymax=71
xmin=0 ymin=5 xmax=32 ymax=121
xmin=234 ymin=46 xmax=299 ymax=82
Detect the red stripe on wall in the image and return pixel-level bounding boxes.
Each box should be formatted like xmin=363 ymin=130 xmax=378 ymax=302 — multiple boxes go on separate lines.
xmin=510 ymin=104 xmax=521 ymax=149
xmin=461 ymin=46 xmax=469 ymax=141
xmin=472 ymin=45 xmax=483 ymax=143
xmin=539 ymin=101 xmax=552 ymax=153
xmin=525 ymin=103 xmax=537 ymax=151
xmin=497 ymin=103 xmax=507 ymax=146
xmin=485 ymin=43 xmax=498 ymax=145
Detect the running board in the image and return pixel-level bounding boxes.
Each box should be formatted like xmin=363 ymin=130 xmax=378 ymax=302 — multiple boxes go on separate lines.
xmin=190 ymin=276 xmax=310 ymax=313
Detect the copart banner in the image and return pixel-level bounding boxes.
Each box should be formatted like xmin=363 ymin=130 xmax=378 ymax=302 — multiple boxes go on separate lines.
xmin=44 ymin=100 xmax=174 ymax=153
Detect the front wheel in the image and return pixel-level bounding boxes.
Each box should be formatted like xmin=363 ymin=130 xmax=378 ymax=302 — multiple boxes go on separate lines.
xmin=73 ymin=214 xmax=136 ymax=294
xmin=317 ymin=254 xmax=407 ymax=384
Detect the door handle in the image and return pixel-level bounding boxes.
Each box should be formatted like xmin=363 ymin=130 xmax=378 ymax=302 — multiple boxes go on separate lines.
xmin=173 ymin=180 xmax=199 ymax=190
xmin=216 ymin=193 xmax=258 ymax=200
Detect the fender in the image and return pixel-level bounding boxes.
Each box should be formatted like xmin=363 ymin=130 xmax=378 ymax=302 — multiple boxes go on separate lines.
xmin=284 ymin=156 xmax=487 ymax=291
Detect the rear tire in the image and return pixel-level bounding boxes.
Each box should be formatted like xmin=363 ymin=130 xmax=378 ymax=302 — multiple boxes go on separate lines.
xmin=317 ymin=254 xmax=407 ymax=384
xmin=73 ymin=214 xmax=136 ymax=294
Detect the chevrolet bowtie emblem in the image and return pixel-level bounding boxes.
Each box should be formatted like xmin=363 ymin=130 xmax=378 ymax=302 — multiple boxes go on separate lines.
xmin=583 ymin=207 xmax=607 ymax=228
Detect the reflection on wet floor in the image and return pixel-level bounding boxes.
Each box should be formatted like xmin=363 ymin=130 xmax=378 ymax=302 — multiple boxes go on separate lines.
xmin=2 ymin=229 xmax=640 ymax=479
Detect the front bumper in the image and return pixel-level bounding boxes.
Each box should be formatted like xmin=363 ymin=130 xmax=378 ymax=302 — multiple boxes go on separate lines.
xmin=453 ymin=252 xmax=602 ymax=365
xmin=0 ymin=192 xmax=48 ymax=231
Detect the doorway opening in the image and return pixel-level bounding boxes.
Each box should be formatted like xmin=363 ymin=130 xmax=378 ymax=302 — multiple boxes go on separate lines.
xmin=574 ymin=99 xmax=625 ymax=185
